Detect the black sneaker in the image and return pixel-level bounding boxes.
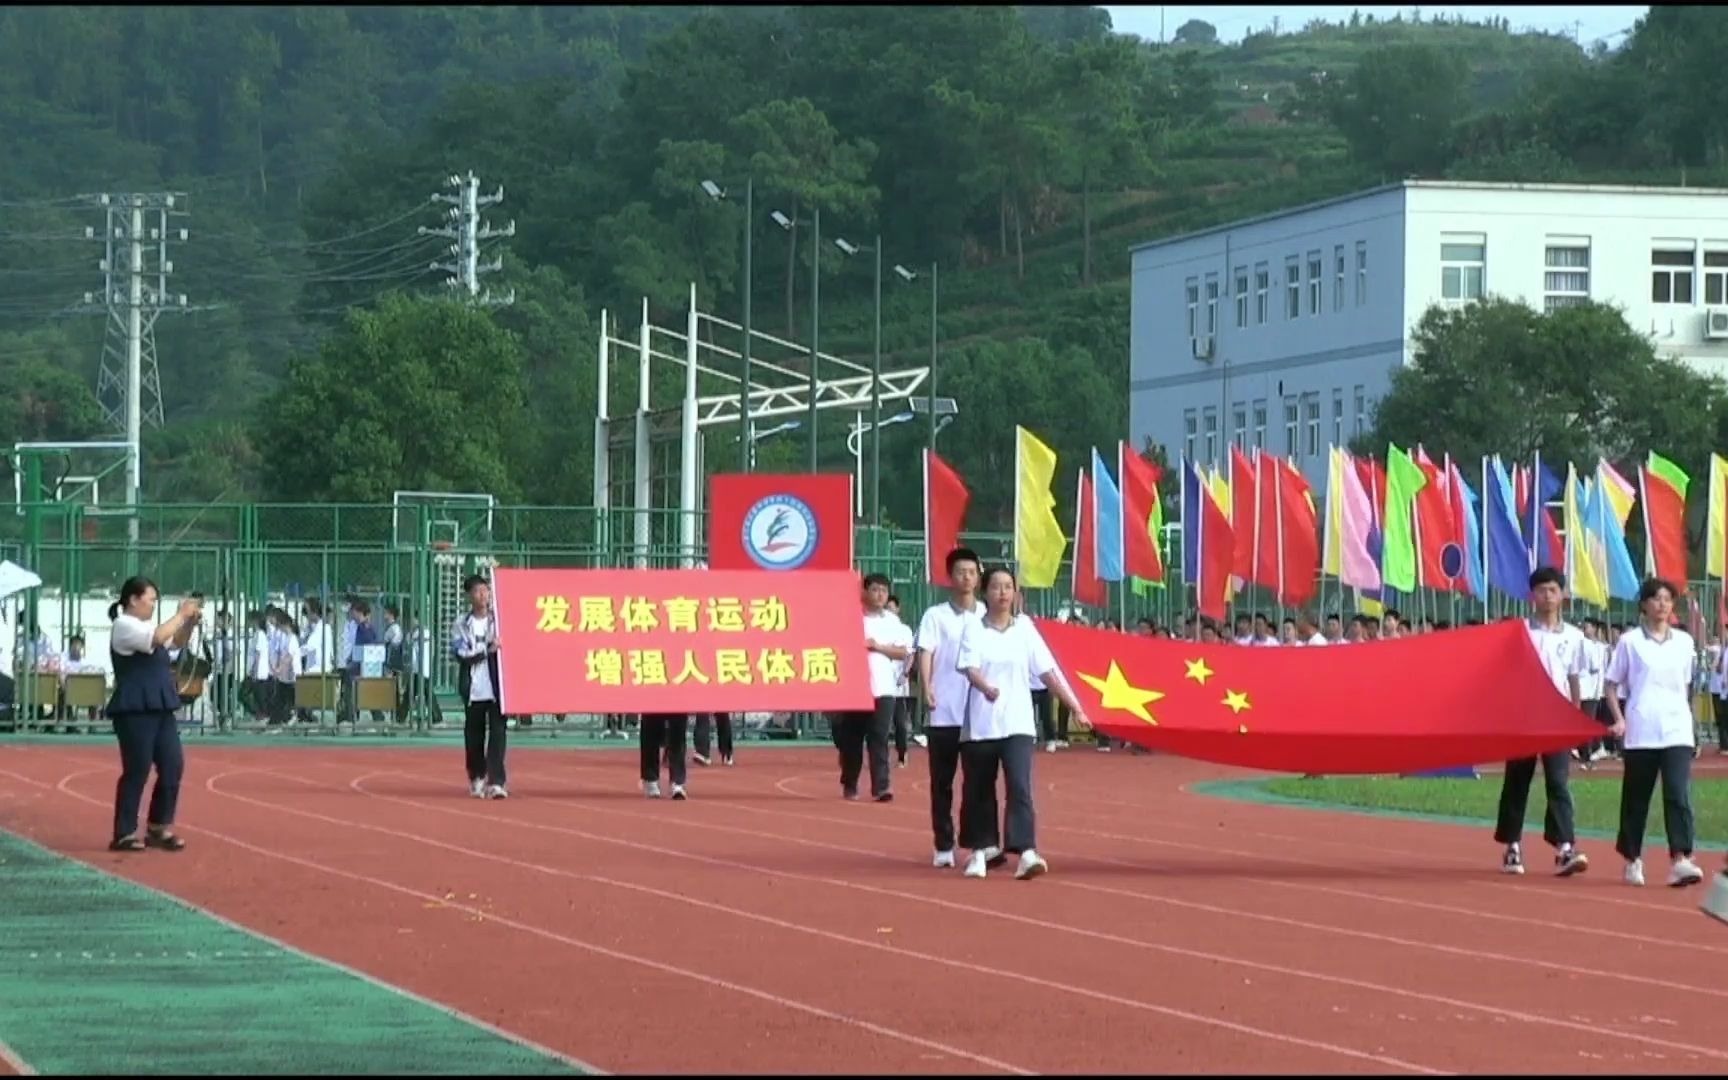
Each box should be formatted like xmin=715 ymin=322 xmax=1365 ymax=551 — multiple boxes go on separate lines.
xmin=1501 ymin=846 xmax=1525 ymax=875
xmin=842 ymin=787 xmax=859 ymax=801
xmin=1556 ymin=847 xmax=1589 ymax=877
xmin=875 ymin=792 xmax=893 ymax=803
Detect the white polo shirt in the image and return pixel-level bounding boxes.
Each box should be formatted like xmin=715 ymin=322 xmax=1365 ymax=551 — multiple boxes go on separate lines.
xmin=863 ymin=609 xmax=913 ymax=700
xmin=1524 ymin=618 xmax=1586 ymax=701
xmin=1579 ymin=638 xmax=1608 ymax=701
xmin=916 ymin=599 xmax=983 ymax=729
xmin=955 ymin=614 xmax=1056 ymax=742
xmin=1605 ymin=626 xmax=1697 ymax=750
xmin=1303 ymin=633 xmax=1328 ymax=647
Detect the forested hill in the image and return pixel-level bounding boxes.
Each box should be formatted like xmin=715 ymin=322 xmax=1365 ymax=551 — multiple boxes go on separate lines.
xmin=1 ymin=5 xmax=1722 ymax=531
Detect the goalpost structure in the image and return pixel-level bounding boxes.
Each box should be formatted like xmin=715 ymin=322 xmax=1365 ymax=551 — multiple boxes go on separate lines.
xmin=594 ymin=283 xmax=932 ymax=569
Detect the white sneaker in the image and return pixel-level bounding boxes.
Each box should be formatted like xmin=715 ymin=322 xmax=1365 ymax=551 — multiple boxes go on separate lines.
xmin=1702 ymin=872 xmax=1728 ymax=924
xmin=485 ymin=785 xmax=508 ymax=800
xmin=963 ymin=851 xmax=988 ymax=878
xmin=1669 ymin=855 xmax=1704 ymax=888
xmin=932 ymin=849 xmax=956 ymax=869
xmin=1015 ymin=850 xmax=1049 ymax=880
xmin=912 ymin=733 xmax=928 ymax=748
xmin=1057 ymin=740 xmax=1070 ymax=749
xmin=693 ymin=753 xmax=711 ymax=767
xmin=469 ymin=779 xmax=486 ymax=799
xmin=981 ymin=845 xmax=1004 ymax=867
xmin=643 ymin=781 xmax=662 ymax=799
xmin=1624 ymin=858 xmax=1646 ymax=887
xmin=722 ymin=756 xmax=735 ymax=767
xmin=671 ymin=784 xmax=688 ymax=801
xmin=1044 ymin=741 xmax=1057 ymax=753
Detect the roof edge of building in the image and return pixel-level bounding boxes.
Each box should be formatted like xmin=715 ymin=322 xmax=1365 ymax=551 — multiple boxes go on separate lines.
xmin=1127 ymin=178 xmax=1728 ymax=257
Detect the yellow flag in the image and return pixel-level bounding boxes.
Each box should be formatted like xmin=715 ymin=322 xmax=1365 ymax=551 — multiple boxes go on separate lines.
xmin=1709 ymin=453 xmax=1728 ymax=580
xmin=1014 ymin=426 xmax=1066 ymax=588
xmin=1565 ymin=463 xmax=1607 ymax=608
xmin=1322 ymin=447 xmax=1344 ymax=577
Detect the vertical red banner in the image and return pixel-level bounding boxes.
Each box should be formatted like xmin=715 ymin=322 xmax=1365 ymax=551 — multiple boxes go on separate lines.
xmin=708 ymin=474 xmax=855 ymax=571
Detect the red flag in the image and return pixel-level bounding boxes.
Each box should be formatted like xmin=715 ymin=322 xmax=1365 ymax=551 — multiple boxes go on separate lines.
xmin=1640 ymin=463 xmax=1690 ymax=589
xmin=1229 ymin=445 xmax=1259 ymax=583
xmin=1272 ymin=456 xmax=1320 ymax=607
xmin=1413 ymin=449 xmax=1462 ymax=592
xmin=1073 ymin=469 xmax=1106 ymax=608
xmin=1186 ymin=462 xmax=1235 ymax=623
xmin=923 ymin=449 xmax=970 ymax=586
xmin=1033 ymin=618 xmax=1603 ymax=775
xmin=1119 ymin=443 xmax=1165 ymax=582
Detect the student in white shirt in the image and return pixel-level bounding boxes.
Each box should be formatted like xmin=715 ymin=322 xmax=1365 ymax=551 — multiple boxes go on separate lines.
xmin=1576 ymin=619 xmax=1611 ymax=763
xmin=1295 ymin=612 xmax=1327 ymax=647
xmin=834 ymin=573 xmax=913 ymax=802
xmin=914 ymin=546 xmax=985 ymax=868
xmin=1711 ymin=630 xmax=1728 ymax=755
xmin=1496 ymin=567 xmax=1589 ymax=878
xmin=1604 ymin=577 xmax=1704 ymax=888
xmin=452 ymin=575 xmax=508 ymax=799
xmin=955 ymin=566 xmax=1089 ymax=881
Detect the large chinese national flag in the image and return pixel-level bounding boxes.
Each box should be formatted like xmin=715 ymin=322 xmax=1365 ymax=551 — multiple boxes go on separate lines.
xmin=1032 ymin=618 xmax=1601 ymax=775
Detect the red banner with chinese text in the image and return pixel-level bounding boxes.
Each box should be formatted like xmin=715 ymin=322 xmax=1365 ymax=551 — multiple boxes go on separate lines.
xmin=707 ymin=473 xmax=854 ymax=571
xmin=491 ymin=568 xmax=873 ymax=715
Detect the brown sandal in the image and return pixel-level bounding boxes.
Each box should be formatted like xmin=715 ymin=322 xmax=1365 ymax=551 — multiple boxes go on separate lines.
xmin=145 ymin=831 xmax=186 ymax=852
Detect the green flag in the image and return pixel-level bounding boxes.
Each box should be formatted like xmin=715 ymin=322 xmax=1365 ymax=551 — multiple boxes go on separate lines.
xmin=1381 ymin=444 xmax=1428 ymax=593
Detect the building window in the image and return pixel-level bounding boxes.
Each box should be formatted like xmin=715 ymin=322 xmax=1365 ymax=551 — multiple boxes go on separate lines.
xmin=1254 ymin=264 xmax=1269 ymax=324
xmin=1544 ymin=243 xmax=1591 ymax=312
xmin=1302 ymin=393 xmax=1321 ymax=458
xmin=1652 ymin=245 xmax=1695 ymax=305
xmin=1183 ymin=409 xmax=1197 ymax=463
xmin=1252 ymin=400 xmax=1267 ymax=449
xmin=1285 ymin=258 xmax=1300 ymax=319
xmin=1202 ymin=407 xmax=1219 ymax=463
xmin=1352 ymin=385 xmax=1366 ymax=437
xmin=1704 ymin=250 xmax=1728 ymax=305
xmin=1204 ymin=275 xmax=1220 ymax=335
xmin=1355 ymin=242 xmax=1368 ymax=306
xmin=1231 ymin=404 xmax=1247 ymax=448
xmin=1234 ymin=267 xmax=1249 ymax=328
xmin=1333 ymin=245 xmax=1345 ymax=312
xmin=1185 ymin=278 xmax=1200 ymax=337
xmin=1440 ymin=237 xmax=1486 ymax=302
xmin=1283 ymin=397 xmax=1299 ymax=457
xmin=1307 ymin=251 xmax=1323 ymax=315
xmin=1331 ymin=388 xmax=1344 ymax=448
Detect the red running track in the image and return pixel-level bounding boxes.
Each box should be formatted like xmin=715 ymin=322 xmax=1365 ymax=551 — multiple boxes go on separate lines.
xmin=1 ymin=744 xmax=1725 ymax=1074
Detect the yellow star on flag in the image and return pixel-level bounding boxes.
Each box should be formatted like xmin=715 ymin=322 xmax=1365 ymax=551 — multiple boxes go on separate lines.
xmin=1077 ymin=661 xmax=1165 ymax=725
xmin=1221 ymin=690 xmax=1251 ymax=714
xmin=1185 ymin=659 xmax=1214 ymax=685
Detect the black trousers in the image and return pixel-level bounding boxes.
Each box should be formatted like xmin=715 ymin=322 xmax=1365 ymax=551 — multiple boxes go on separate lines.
xmin=891 ymin=697 xmax=912 ymax=760
xmin=832 ymin=697 xmax=895 ymax=797
xmin=112 ymin=711 xmax=183 ymax=841
xmin=640 ymin=714 xmax=688 ymax=786
xmin=1617 ymin=746 xmax=1695 ymax=859
xmin=464 ymin=700 xmax=507 ymax=785
xmin=693 ymin=713 xmax=733 ymax=760
xmin=1576 ymin=699 xmax=1604 ymax=757
xmin=1495 ymin=749 xmax=1575 ymax=848
xmin=1714 ymin=697 xmax=1728 ymax=751
xmin=926 ymin=726 xmax=964 ymax=853
xmin=960 ymin=734 xmax=1037 ymax=854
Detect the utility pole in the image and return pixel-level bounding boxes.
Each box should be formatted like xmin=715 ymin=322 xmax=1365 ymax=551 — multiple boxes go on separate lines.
xmin=421 ymin=171 xmax=516 ymax=306
xmin=75 ymin=192 xmax=190 ymax=547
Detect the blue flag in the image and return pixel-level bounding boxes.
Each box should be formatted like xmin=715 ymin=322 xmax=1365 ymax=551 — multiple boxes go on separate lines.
xmin=1586 ymin=468 xmax=1640 ymax=602
xmin=1528 ymin=453 xmax=1563 ymax=571
xmin=1181 ymin=459 xmax=1201 ymax=587
xmin=1092 ymin=448 xmax=1125 ymax=583
xmin=1485 ymin=455 xmax=1532 ymax=601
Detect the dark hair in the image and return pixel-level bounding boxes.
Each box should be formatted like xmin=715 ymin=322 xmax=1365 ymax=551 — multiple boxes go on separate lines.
xmin=109 ymin=575 xmax=158 ymax=621
xmin=981 ymin=564 xmax=1017 ymax=591
xmin=1435 ymin=620 xmax=1452 ymax=630
xmin=862 ymin=572 xmax=891 ymax=590
xmin=1137 ymin=617 xmax=1155 ymax=630
xmin=68 ymin=633 xmax=85 ymax=645
xmin=304 ymin=597 xmax=324 ymax=618
xmin=351 ymin=598 xmax=372 ymax=618
xmin=385 ymin=603 xmax=400 ymax=618
xmin=1637 ymin=577 xmax=1679 ymax=605
xmin=944 ymin=547 xmax=981 ymax=575
xmin=1384 ymin=609 xmax=1402 ymax=623
xmin=463 ymin=574 xmax=489 ymax=594
xmin=886 ymin=594 xmax=900 ymax=607
xmin=1529 ymin=566 xmax=1566 ymax=591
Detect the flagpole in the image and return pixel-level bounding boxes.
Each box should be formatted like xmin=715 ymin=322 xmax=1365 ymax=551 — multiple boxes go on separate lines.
xmin=1116 ymin=441 xmax=1129 ymax=628
xmin=1481 ymin=455 xmax=1492 ymax=623
xmin=921 ymin=448 xmax=931 ymax=585
xmin=1013 ymin=428 xmax=1024 ymax=583
xmin=1072 ymin=465 xmax=1084 ymax=610
xmin=1274 ymin=455 xmax=1286 ymax=606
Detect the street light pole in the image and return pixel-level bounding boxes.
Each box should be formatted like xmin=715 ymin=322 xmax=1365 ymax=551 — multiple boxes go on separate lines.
xmin=927 ymin=260 xmax=939 ymax=450
xmin=809 ymin=206 xmax=821 ymax=473
xmin=871 ymin=234 xmax=882 ymax=528
xmin=742 ymin=178 xmax=754 ymax=471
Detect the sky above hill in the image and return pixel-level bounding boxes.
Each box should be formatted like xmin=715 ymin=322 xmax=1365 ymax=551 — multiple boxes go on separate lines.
xmin=1102 ymin=5 xmax=1648 ymax=49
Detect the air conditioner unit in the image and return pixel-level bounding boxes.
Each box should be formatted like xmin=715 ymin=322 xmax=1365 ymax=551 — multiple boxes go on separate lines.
xmin=1191 ymin=335 xmax=1216 ymax=362
xmin=1706 ymin=308 xmax=1728 ymax=341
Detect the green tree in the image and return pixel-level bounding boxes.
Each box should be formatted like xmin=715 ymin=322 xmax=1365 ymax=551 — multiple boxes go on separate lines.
xmin=1056 ymin=36 xmax=1149 ymax=286
xmin=0 ymin=329 xmax=106 ymax=450
xmin=1174 ymin=19 xmax=1218 ymax=46
xmin=1316 ymin=43 xmax=1471 ymax=177
xmin=256 ymin=294 xmax=527 ymax=502
xmin=1365 ymin=298 xmax=1728 ymax=476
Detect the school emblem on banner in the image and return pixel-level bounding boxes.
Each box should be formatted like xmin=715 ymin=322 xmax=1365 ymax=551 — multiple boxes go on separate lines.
xmin=742 ymin=495 xmax=819 ymax=570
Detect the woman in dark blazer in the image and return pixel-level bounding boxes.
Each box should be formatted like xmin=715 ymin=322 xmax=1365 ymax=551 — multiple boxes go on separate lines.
xmin=107 ymin=576 xmax=202 ymax=852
